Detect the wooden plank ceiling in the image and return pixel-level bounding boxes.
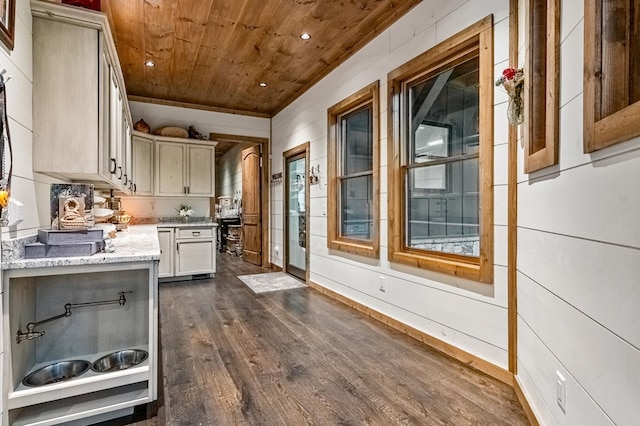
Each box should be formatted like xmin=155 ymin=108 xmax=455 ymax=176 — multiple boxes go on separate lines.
xmin=101 ymin=0 xmax=422 ymax=117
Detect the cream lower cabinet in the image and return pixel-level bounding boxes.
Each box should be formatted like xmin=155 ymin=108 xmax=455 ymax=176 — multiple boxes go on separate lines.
xmin=158 ymin=226 xmax=216 ymax=280
xmin=157 ymin=229 xmax=175 ymax=278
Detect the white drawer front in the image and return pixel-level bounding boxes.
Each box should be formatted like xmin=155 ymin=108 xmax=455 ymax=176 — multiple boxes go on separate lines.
xmin=176 ymin=227 xmax=214 ymax=239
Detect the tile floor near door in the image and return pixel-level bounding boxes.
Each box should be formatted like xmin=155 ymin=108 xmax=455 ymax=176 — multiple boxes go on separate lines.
xmin=108 ymin=254 xmax=528 ymax=425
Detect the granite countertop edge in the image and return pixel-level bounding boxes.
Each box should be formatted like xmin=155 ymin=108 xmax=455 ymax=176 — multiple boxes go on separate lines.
xmin=156 ymin=222 xmax=218 ymax=228
xmin=2 ymin=225 xmax=161 ymax=271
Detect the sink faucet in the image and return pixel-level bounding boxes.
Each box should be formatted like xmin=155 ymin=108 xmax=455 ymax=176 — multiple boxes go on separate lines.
xmin=16 ymin=323 xmax=45 ymax=343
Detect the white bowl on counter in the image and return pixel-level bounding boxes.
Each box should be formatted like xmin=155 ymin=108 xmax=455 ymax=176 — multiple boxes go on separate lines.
xmin=94 ymin=208 xmax=114 ymax=221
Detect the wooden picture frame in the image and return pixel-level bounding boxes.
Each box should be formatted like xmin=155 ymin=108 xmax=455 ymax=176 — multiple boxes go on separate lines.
xmin=0 ymin=0 xmax=15 ymax=51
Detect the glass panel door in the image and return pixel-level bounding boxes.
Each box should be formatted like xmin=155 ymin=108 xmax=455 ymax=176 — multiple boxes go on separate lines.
xmin=285 ymin=154 xmax=306 ymax=280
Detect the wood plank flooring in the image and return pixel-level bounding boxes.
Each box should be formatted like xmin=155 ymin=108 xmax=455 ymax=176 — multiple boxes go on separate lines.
xmin=105 ymin=254 xmax=529 ymax=425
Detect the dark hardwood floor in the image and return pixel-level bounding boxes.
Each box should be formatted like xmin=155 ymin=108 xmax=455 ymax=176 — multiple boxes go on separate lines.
xmin=107 ymin=254 xmax=528 ymax=425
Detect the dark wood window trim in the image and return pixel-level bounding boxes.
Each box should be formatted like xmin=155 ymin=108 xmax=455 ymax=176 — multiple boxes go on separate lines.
xmin=584 ymin=0 xmax=640 ymax=152
xmin=524 ymin=0 xmax=560 ymax=172
xmin=327 ymin=81 xmax=380 ymax=258
xmin=387 ymin=16 xmax=494 ymax=283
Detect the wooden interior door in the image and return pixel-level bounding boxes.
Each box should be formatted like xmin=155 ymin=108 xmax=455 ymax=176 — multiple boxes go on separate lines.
xmin=242 ymin=145 xmax=262 ymax=265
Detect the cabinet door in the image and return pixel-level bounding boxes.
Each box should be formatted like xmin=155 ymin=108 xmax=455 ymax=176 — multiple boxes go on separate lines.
xmin=187 ymin=145 xmax=215 ymax=196
xmin=176 ymin=240 xmax=215 ymax=276
xmin=123 ymin=117 xmax=133 ymax=193
xmin=116 ymin=91 xmax=125 ymax=190
xmin=155 ymin=142 xmax=187 ymax=196
xmin=108 ymin=71 xmax=121 ymax=184
xmin=132 ymin=136 xmax=153 ymax=195
xmin=158 ymin=229 xmax=174 ymax=278
xmin=99 ymin=36 xmax=111 ymax=180
xmin=32 ymin=19 xmax=100 ymax=176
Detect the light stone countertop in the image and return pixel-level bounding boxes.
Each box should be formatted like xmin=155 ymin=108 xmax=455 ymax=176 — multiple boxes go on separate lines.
xmin=2 ymin=225 xmax=161 ymax=270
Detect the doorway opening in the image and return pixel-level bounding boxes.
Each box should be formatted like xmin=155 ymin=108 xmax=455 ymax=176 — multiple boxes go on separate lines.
xmin=283 ymin=142 xmax=310 ymax=282
xmin=210 ymin=133 xmax=270 ymax=268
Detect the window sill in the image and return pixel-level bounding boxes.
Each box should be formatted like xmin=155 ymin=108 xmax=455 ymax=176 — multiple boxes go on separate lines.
xmin=389 ymin=250 xmax=492 ymax=283
xmin=328 ymin=239 xmax=379 ymax=259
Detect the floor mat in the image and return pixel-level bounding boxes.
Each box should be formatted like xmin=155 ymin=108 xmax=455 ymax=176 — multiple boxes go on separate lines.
xmin=238 ymin=272 xmax=307 ymax=294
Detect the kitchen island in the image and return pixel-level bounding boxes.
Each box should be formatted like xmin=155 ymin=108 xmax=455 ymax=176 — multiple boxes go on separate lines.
xmin=2 ymin=225 xmax=160 ymax=426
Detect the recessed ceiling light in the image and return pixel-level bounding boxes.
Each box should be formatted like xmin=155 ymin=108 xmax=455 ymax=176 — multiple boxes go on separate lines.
xmin=258 ymin=82 xmax=268 ymax=87
xmin=300 ymin=33 xmax=311 ymax=40
xmin=145 ymin=61 xmax=155 ymax=67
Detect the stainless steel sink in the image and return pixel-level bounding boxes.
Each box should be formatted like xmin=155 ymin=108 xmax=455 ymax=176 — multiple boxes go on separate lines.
xmin=91 ymin=349 xmax=148 ymax=373
xmin=22 ymin=360 xmax=91 ymax=387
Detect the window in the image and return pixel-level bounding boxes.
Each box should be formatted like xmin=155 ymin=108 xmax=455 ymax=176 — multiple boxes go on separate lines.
xmin=327 ymin=81 xmax=379 ymax=257
xmin=387 ymin=17 xmax=493 ymax=283
xmin=584 ymin=0 xmax=640 ymax=152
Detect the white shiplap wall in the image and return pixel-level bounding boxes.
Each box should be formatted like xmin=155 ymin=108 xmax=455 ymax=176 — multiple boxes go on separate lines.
xmin=515 ymin=0 xmax=640 ymax=424
xmin=129 ymin=101 xmax=270 ymax=141
xmin=0 ymin=1 xmax=44 ymax=420
xmin=216 ymin=143 xmax=244 ymax=200
xmin=271 ymin=0 xmax=513 ymax=369
xmin=1 ymin=0 xmax=60 ymax=240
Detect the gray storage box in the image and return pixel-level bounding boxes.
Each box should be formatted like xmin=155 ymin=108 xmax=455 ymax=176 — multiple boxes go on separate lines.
xmin=25 ymin=241 xmax=103 ymax=259
xmin=38 ymin=229 xmax=104 ymax=245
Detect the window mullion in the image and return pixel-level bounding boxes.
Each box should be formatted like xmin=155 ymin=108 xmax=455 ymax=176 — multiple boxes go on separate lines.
xmin=406 ymin=153 xmax=479 ymax=168
xmin=342 ymin=170 xmax=373 ymax=179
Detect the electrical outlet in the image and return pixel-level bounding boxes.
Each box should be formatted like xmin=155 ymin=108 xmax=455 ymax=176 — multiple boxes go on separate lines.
xmin=556 ymin=371 xmax=566 ymax=412
xmin=378 ymin=276 xmax=386 ymax=292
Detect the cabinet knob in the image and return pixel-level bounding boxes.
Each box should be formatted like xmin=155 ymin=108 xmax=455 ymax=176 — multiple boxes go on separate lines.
xmin=192 ymin=231 xmax=201 ymax=237
xmin=117 ymin=166 xmax=122 ymax=179
xmin=110 ymin=158 xmax=117 ymax=174
xmin=123 ymin=174 xmax=128 ymax=185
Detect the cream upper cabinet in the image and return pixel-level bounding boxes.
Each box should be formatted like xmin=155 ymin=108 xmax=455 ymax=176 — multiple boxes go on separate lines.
xmin=32 ymin=2 xmax=132 ymax=194
xmin=132 ymin=134 xmax=154 ymax=196
xmin=155 ymin=141 xmax=187 ymax=196
xmin=187 ymin=145 xmax=216 ymax=196
xmin=154 ymin=138 xmax=216 ymax=197
xmin=123 ymin=116 xmax=133 ymax=191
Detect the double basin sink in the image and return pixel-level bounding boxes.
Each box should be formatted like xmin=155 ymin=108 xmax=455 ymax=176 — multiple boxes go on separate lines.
xmin=22 ymin=349 xmax=148 ymax=387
